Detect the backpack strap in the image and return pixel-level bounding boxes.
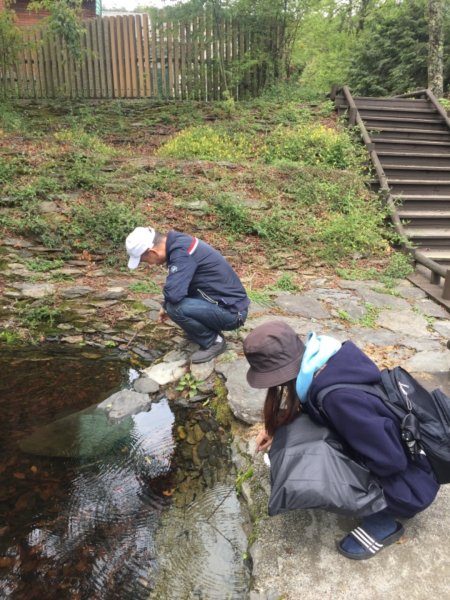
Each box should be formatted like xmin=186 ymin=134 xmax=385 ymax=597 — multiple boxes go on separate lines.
xmin=316 ymin=382 xmax=388 ymax=416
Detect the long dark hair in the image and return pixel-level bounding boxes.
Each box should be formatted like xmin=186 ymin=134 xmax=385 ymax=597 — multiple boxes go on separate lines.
xmin=264 ymin=379 xmax=300 ymax=437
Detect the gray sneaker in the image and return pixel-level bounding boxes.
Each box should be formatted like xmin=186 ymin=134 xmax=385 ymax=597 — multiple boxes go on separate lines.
xmin=190 ymin=339 xmax=226 ymax=364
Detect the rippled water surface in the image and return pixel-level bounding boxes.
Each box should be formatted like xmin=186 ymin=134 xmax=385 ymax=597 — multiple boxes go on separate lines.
xmin=0 ymin=346 xmax=249 ymax=600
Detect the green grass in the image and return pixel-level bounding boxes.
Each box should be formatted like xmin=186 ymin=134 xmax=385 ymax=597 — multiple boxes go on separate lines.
xmin=0 ymin=81 xmax=393 ymax=276
xmin=26 ymin=258 xmax=65 ymax=272
xmin=128 ymin=281 xmax=161 ymax=294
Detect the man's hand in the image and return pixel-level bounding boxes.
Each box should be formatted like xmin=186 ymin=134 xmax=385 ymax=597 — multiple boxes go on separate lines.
xmin=158 ymin=308 xmax=169 ymax=323
xmin=255 ymin=430 xmax=273 ymax=452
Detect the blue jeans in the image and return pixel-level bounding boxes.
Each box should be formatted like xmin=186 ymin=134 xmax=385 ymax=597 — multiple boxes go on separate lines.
xmin=165 ymin=297 xmax=248 ymax=348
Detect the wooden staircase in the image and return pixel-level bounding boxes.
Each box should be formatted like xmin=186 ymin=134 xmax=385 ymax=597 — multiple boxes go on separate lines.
xmin=334 ymin=87 xmax=450 ymax=306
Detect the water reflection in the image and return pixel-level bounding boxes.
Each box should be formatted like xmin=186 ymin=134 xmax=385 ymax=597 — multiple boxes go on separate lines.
xmin=0 ymin=347 xmax=250 ymax=599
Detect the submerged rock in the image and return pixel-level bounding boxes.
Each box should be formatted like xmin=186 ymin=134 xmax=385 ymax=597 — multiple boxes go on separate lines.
xmin=19 ymin=407 xmax=134 ymax=458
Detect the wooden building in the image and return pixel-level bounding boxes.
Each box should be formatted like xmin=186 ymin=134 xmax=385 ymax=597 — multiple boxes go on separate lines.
xmin=0 ymin=1 xmax=101 ymax=27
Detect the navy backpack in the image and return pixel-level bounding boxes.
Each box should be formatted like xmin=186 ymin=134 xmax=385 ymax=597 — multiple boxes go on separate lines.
xmin=317 ymin=366 xmax=450 ymax=485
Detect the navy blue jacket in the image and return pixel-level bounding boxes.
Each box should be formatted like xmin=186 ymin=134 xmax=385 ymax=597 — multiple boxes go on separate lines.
xmin=307 ymin=341 xmax=440 ymax=518
xmin=163 ymin=231 xmax=250 ymax=313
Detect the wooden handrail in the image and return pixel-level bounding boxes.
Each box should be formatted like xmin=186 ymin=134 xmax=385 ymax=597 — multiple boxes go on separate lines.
xmin=334 ymin=85 xmax=450 ymax=300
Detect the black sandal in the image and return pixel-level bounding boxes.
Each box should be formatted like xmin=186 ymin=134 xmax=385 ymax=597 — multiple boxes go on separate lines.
xmin=337 ymin=522 xmax=405 ymax=560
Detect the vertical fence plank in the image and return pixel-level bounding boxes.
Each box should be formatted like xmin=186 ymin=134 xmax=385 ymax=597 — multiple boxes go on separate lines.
xmin=30 ymin=31 xmax=41 ymax=98
xmin=109 ymin=18 xmax=119 ymax=98
xmin=150 ymin=15 xmax=159 ymax=96
xmin=61 ymin=40 xmax=70 ymax=97
xmin=96 ymin=17 xmax=107 ymax=98
xmin=205 ymin=13 xmax=212 ymax=100
xmin=159 ymin=20 xmax=170 ymax=98
xmin=211 ymin=15 xmax=219 ymax=100
xmin=80 ymin=27 xmax=89 ymax=97
xmin=183 ymin=22 xmax=192 ymax=99
xmin=116 ymin=17 xmax=126 ymax=97
xmin=25 ymin=38 xmax=33 ymax=97
xmin=122 ymin=16 xmax=132 ymax=97
xmin=135 ymin=15 xmax=146 ymax=97
xmin=191 ymin=17 xmax=199 ymax=100
xmin=142 ymin=13 xmax=152 ymax=97
xmin=198 ymin=14 xmax=206 ymax=101
xmin=34 ymin=30 xmax=45 ymax=98
xmin=103 ymin=18 xmax=113 ymax=98
xmin=180 ymin=21 xmax=187 ymax=99
xmin=90 ymin=20 xmax=100 ymax=97
xmin=42 ymin=33 xmax=53 ymax=98
xmin=53 ymin=35 xmax=64 ymax=97
xmin=166 ymin=21 xmax=174 ymax=98
xmin=173 ymin=20 xmax=181 ymax=99
xmin=86 ymin=22 xmax=95 ymax=98
xmin=128 ymin=16 xmax=138 ymax=97
xmin=15 ymin=42 xmax=25 ymax=98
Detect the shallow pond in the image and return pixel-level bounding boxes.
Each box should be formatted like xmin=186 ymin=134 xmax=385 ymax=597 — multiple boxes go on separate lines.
xmin=0 ymin=345 xmax=250 ymax=599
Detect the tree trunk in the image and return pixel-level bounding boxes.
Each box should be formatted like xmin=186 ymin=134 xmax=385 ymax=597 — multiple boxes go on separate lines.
xmin=428 ymin=0 xmax=444 ymax=97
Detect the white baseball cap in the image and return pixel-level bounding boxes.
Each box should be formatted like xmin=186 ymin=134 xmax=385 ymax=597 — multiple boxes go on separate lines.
xmin=125 ymin=227 xmax=156 ymax=269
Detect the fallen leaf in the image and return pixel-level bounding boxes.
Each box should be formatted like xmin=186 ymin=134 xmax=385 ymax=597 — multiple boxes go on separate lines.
xmin=162 ymin=489 xmax=175 ymax=497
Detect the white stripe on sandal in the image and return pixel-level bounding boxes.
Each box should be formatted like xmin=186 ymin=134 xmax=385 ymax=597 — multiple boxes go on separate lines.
xmin=350 ymin=527 xmax=383 ymax=554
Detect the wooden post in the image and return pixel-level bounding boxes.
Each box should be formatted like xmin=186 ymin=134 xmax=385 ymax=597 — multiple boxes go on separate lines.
xmin=443 ymin=271 xmax=450 ymax=300
xmin=349 ymin=106 xmax=357 ymax=126
xmin=431 ymin=271 xmax=441 ymax=285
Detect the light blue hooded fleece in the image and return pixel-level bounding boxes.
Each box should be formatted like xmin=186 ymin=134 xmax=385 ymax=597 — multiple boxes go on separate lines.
xmin=296 ymin=332 xmax=341 ymax=403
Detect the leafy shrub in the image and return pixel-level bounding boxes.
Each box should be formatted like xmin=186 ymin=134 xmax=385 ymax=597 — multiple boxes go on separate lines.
xmin=69 ymin=200 xmax=143 ymax=251
xmin=213 ymin=194 xmax=256 ymax=237
xmin=263 ymin=124 xmax=363 ymax=169
xmin=18 ymin=301 xmax=62 ymax=329
xmin=316 ymin=205 xmax=388 ymax=262
xmin=157 ymin=125 xmax=254 ymax=161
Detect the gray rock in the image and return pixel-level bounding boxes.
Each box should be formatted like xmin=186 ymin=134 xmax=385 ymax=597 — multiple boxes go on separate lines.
xmin=94 ymin=287 xmax=128 ymax=300
xmin=38 ymin=201 xmax=59 ymax=213
xmin=216 ymin=358 xmax=265 ymax=424
xmin=143 ymin=359 xmax=187 ymax=385
xmin=358 ymin=288 xmax=410 ymax=310
xmin=133 ymin=376 xmax=160 ymax=394
xmin=61 ymin=286 xmax=95 ymax=299
xmin=333 ymin=299 xmax=366 ymax=320
xmin=338 ymin=279 xmax=380 ymax=291
xmin=432 ymin=320 xmax=450 ymax=339
xmin=97 ymin=389 xmax=151 ymax=420
xmin=414 ymin=299 xmax=449 ymax=319
xmin=16 ymin=282 xmax=55 ymax=299
xmin=404 ymin=351 xmax=450 ymax=373
xmin=190 ymin=359 xmax=215 ymax=381
xmin=377 ymin=310 xmax=430 ymax=337
xmin=61 ymin=335 xmax=84 ymax=344
xmin=142 ymin=298 xmax=163 ymax=310
xmin=275 ymin=294 xmax=330 ymax=319
xmin=395 ymin=285 xmax=427 ymax=301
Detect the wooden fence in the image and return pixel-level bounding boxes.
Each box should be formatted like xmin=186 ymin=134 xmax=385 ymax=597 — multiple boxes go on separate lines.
xmin=0 ymin=14 xmax=260 ymax=100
